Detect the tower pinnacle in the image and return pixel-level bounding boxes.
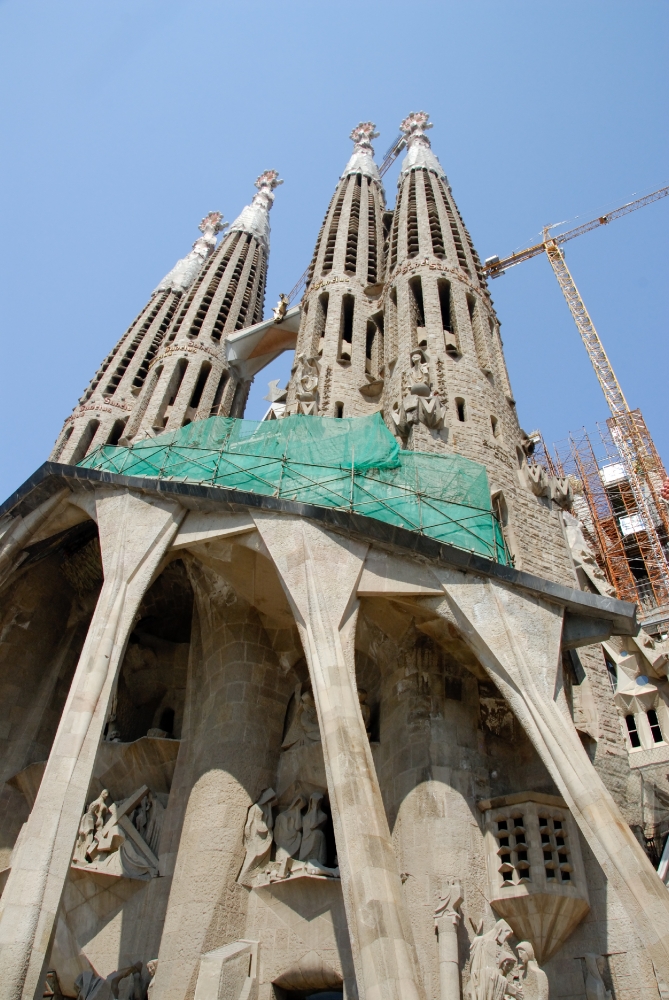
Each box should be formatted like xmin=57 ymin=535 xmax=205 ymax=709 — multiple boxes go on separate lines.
xmin=398 ymin=110 xmax=446 ymax=181
xmin=229 ymin=170 xmax=283 ymax=251
xmin=155 ymin=212 xmax=228 ymax=294
xmin=343 ymin=122 xmax=381 ymax=182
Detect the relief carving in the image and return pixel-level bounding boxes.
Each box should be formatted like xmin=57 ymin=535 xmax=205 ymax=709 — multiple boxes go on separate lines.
xmin=72 ymin=786 xmax=162 ymax=880
xmin=391 ymin=350 xmax=446 ymax=437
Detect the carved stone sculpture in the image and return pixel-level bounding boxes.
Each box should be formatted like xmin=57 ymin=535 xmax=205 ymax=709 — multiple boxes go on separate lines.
xmin=516 ymin=941 xmax=549 ymax=1000
xmin=274 ymin=794 xmax=306 ymax=866
xmin=434 ymin=879 xmax=463 ymax=1000
xmin=73 ymin=786 xmax=161 ymax=879
xmin=467 ymin=919 xmax=520 ymax=1000
xmin=395 ymin=350 xmax=446 ymax=434
xmin=145 ymin=961 xmax=158 ymax=1000
xmin=282 ymin=684 xmax=321 ymax=750
xmin=239 ymin=787 xmax=277 ymax=884
xmin=272 ymin=293 xmax=289 ymax=324
xmin=294 ymin=354 xmax=320 ymax=415
xmin=299 ymin=792 xmax=328 ymax=865
xmin=75 ymin=963 xmax=143 ymax=1000
xmin=582 ymin=954 xmax=611 ymax=1000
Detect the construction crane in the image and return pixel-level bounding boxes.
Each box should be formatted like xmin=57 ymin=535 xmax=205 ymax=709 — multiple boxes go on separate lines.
xmin=483 ymin=186 xmax=669 ymax=616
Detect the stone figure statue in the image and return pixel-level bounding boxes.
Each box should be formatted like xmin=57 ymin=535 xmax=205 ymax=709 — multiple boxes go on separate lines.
xmin=274 ymin=794 xmax=306 ymax=866
xmin=282 ymin=684 xmax=321 ymax=750
xmin=583 ymin=954 xmax=611 ymax=1000
xmin=75 ymin=963 xmax=143 ymax=1000
xmin=73 ymin=790 xmax=111 ymax=864
xmin=239 ymin=787 xmax=277 ymax=883
xmin=272 ymin=293 xmax=289 ymax=323
xmin=408 ymin=350 xmax=432 ymax=397
xmin=468 ymin=919 xmax=522 ymax=1000
xmin=145 ymin=960 xmax=158 ymax=1000
xmin=295 ymin=354 xmax=320 ymax=404
xmin=299 ymin=792 xmax=328 ymax=864
xmin=358 ymin=689 xmax=371 ymax=734
xmin=516 ymin=941 xmax=548 ymax=1000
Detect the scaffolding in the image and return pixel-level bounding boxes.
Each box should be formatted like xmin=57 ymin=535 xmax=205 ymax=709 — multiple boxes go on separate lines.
xmin=550 ymin=417 xmax=669 ymax=630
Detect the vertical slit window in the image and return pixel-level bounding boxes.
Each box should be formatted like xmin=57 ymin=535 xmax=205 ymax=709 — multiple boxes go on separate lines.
xmin=322 ymin=185 xmax=346 ymax=275
xmin=437 ymin=180 xmax=470 ymax=273
xmin=211 ymin=236 xmax=251 ymax=340
xmin=438 ymin=279 xmax=451 ymax=331
xmin=388 ymin=286 xmax=398 ymax=360
xmin=313 ymin=292 xmax=329 ymax=354
xmin=389 ymin=204 xmax=400 ymax=271
xmin=107 ymin=419 xmax=127 ymax=446
xmin=189 ymin=362 xmax=212 ymax=410
xmin=455 ymin=397 xmax=466 ymax=422
xmin=648 ymin=709 xmax=664 ymax=743
xmin=345 ymin=174 xmax=361 ymax=275
xmin=426 ymin=174 xmax=445 ymax=257
xmin=70 ymin=420 xmax=100 ymax=465
xmin=367 ymin=183 xmax=378 ymax=284
xmin=210 ymin=370 xmax=229 ymax=416
xmin=334 ymin=402 xmax=344 ymax=418
xmin=132 ymin=294 xmax=181 ymax=390
xmin=235 ymin=246 xmax=260 ymax=330
xmin=408 ymin=276 xmax=425 ymax=335
xmin=468 ymin=293 xmax=492 ymax=372
xmin=626 ymin=715 xmax=641 ymax=748
xmin=406 ymin=172 xmax=419 ymax=258
xmin=365 ymin=321 xmax=376 ymax=374
xmin=339 ymin=295 xmax=354 ymax=362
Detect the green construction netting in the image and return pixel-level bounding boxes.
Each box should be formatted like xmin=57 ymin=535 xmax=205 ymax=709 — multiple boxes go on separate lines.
xmin=78 ymin=412 xmax=509 ymax=564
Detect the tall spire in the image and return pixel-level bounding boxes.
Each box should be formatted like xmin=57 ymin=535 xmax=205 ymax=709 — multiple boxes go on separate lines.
xmin=228 ymin=169 xmax=283 ymax=252
xmin=397 ymin=111 xmax=447 ymax=180
xmin=283 ymin=124 xmax=386 ymax=418
xmin=120 ymin=170 xmax=282 ymax=440
xmin=154 ymin=212 xmax=228 ymax=294
xmin=50 ymin=212 xmax=226 ymax=465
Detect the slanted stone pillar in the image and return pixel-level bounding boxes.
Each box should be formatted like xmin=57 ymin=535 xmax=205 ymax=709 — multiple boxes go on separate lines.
xmin=427 ymin=567 xmax=669 ymax=983
xmin=253 ymin=514 xmax=426 ymax=1000
xmin=0 ymin=490 xmax=185 ymax=1000
xmin=152 ymin=559 xmax=291 ymax=1000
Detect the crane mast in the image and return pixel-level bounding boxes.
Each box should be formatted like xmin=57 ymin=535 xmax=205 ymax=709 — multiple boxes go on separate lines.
xmin=485 ymin=188 xmax=669 ymax=621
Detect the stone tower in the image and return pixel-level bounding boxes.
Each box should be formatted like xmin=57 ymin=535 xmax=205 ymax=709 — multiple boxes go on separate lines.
xmin=51 ymin=170 xmax=281 ymax=462
xmin=51 ymin=211 xmax=226 ymax=465
xmin=284 ymin=123 xmax=387 ymax=417
xmin=3 ymin=115 xmax=669 ymax=1000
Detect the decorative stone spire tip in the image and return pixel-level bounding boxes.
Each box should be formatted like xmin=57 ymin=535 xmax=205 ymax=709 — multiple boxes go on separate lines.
xmin=349 ymin=121 xmax=380 ymax=154
xmin=400 ymin=111 xmax=433 ymax=145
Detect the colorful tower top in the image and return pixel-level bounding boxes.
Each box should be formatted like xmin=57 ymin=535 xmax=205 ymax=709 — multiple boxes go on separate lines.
xmin=342 ymin=122 xmax=382 ymax=182
xmin=398 ymin=111 xmax=447 ymax=181
xmin=228 ymin=169 xmax=283 ymax=252
xmin=155 ymin=212 xmax=228 ymax=294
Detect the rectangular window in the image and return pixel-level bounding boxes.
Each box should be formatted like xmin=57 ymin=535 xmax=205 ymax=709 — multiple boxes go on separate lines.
xmin=626 ymin=714 xmax=641 ymax=748
xmin=647 ymin=709 xmax=664 ymax=743
xmin=339 ymin=294 xmax=355 ymax=362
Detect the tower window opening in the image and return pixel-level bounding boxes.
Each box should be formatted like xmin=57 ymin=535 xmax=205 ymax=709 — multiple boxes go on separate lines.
xmin=189 ymin=361 xmax=212 ymax=410
xmin=133 ymin=296 xmax=180 ymax=390
xmin=491 ymin=415 xmax=499 ymax=437
xmin=322 ymin=185 xmax=346 ymax=275
xmin=455 ymin=398 xmax=466 ymax=422
xmin=338 ymin=294 xmax=355 ymax=362
xmin=313 ymin=292 xmax=329 ymax=354
xmin=169 ymin=234 xmax=239 ymax=344
xmin=70 ymin=419 xmax=100 ymax=465
xmin=334 ymin=402 xmax=344 ymax=418
xmin=626 ymin=714 xmax=641 ymax=748
xmin=345 ymin=174 xmax=361 ymax=275
xmin=437 ymin=279 xmax=452 ymax=331
xmin=406 ymin=172 xmax=419 ymax=258
xmin=307 ymin=213 xmax=328 ymax=287
xmin=445 ymin=344 xmax=459 ymax=359
xmin=210 ymin=369 xmax=229 ymax=416
xmin=365 ymin=321 xmax=376 ymax=371
xmin=409 ymin=276 xmax=425 ymax=335
xmin=425 ymin=174 xmax=445 ymax=257
xmin=235 ymin=246 xmax=260 ymax=330
xmin=104 ymin=294 xmax=167 ymax=396
xmin=604 ymin=656 xmax=617 ymax=693
xmin=389 ymin=204 xmax=400 ymax=271
xmin=211 ymin=235 xmax=251 ymax=340
xmin=468 ymin=293 xmax=492 ymax=373
xmin=107 ymin=419 xmax=127 ymax=446
xmin=647 ymin=709 xmax=664 ymax=743
xmin=438 ymin=180 xmax=470 ymax=273
xmin=387 ymin=286 xmax=398 ymax=362
xmin=367 ymin=185 xmax=378 ymax=284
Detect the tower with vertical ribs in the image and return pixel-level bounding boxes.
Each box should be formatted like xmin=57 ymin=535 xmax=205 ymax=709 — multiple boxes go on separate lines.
xmin=51 ymin=170 xmax=281 ymax=461
xmin=284 ymin=123 xmax=387 ymax=418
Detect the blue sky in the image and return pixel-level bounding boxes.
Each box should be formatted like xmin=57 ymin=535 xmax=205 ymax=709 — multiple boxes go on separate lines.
xmin=0 ymin=1 xmax=667 ymax=499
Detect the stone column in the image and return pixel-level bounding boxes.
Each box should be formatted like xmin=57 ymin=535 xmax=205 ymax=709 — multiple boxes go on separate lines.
xmin=433 ymin=881 xmax=462 ymax=1000
xmin=152 ymin=559 xmax=291 ymax=1000
xmin=0 ymin=490 xmax=185 ymax=1000
xmin=253 ymin=514 xmax=426 ymax=1000
xmin=428 ymin=567 xmax=669 ymax=983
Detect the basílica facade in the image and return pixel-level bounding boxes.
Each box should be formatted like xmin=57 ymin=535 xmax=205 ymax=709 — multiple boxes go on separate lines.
xmin=1 ymin=117 xmax=669 ymax=1000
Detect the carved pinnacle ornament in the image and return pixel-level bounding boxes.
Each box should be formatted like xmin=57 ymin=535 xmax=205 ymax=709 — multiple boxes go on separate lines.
xmin=198 ymin=211 xmax=227 ymax=237
xmin=349 ymin=121 xmax=380 ymax=153
xmin=400 ymin=111 xmax=434 ymax=144
xmin=255 ymin=170 xmax=284 ymax=194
